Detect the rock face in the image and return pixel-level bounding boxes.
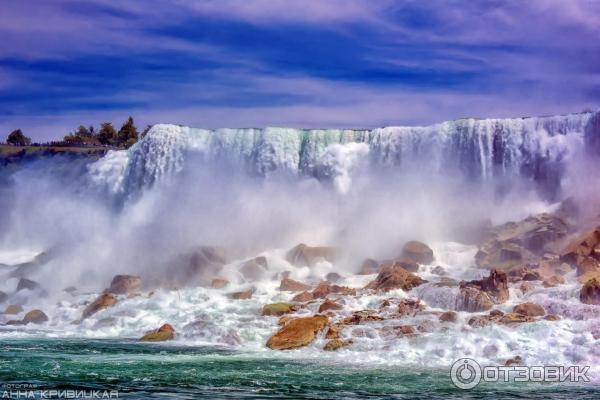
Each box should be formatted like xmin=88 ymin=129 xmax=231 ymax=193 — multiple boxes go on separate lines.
xmin=261 ymin=302 xmax=298 ymax=316
xmin=279 ymin=278 xmax=311 ymax=292
xmin=513 ymin=303 xmax=545 ymax=317
xmin=456 ymin=270 xmax=508 ymax=312
xmin=401 ymin=241 xmax=435 ymax=264
xmin=82 ymin=293 xmax=117 ymax=319
xmin=266 ymin=315 xmax=328 ymax=350
xmin=365 ymin=265 xmax=426 ymax=292
xmin=108 ymin=275 xmax=142 ymax=295
xmin=140 ymin=323 xmax=175 ymax=341
xmin=286 ymin=244 xmax=336 ymax=267
xmin=580 ymin=278 xmax=600 ymax=305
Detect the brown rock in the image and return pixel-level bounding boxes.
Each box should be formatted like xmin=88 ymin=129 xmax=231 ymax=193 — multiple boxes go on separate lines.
xmin=266 ymin=315 xmax=329 ymax=350
xmin=431 ymin=266 xmax=447 ymax=276
xmin=23 ymin=309 xmax=48 ymax=324
xmin=325 ymin=324 xmax=343 ymax=339
xmin=580 ymin=278 xmax=600 ymax=305
xmin=543 ymin=275 xmax=565 ymax=288
xmin=4 ymin=304 xmax=23 ymax=315
xmin=489 ymin=309 xmax=505 ymax=318
xmin=240 ymin=257 xmax=268 ymax=281
xmin=292 ymin=291 xmax=313 ymax=302
xmin=324 ymin=339 xmax=353 ymax=351
xmin=279 ymin=278 xmax=311 ymax=292
xmin=520 ymin=282 xmax=533 ymax=294
xmin=278 ymin=315 xmax=293 ymax=326
xmin=380 ymin=259 xmax=419 ymax=273
xmin=261 ymin=302 xmax=298 ymax=316
xmin=513 ymin=303 xmax=545 ymax=317
xmin=318 ymin=299 xmax=342 ymax=313
xmin=439 ymin=311 xmax=457 ymax=323
xmin=560 ymin=229 xmax=600 ymax=265
xmin=108 ymin=275 xmax=142 ymax=295
xmin=365 ymin=265 xmax=426 ymax=292
xmin=544 ymin=314 xmax=561 ymax=321
xmin=380 ymin=325 xmax=416 ymax=337
xmin=401 ymin=241 xmax=435 ymax=264
xmin=312 ymin=282 xmax=356 ymax=299
xmin=229 ymin=289 xmax=254 ymax=300
xmin=397 ymin=299 xmax=425 ymax=316
xmin=498 ymin=312 xmax=535 ymax=324
xmin=286 ymin=244 xmax=336 ymax=267
xmin=82 ymin=293 xmax=117 ymax=319
xmin=455 ymin=287 xmax=494 ymax=312
xmin=140 ymin=323 xmax=175 ymax=341
xmin=341 ymin=310 xmax=384 ymax=325
xmin=358 ymin=258 xmax=379 ymax=275
xmin=211 ymin=278 xmax=229 ymax=289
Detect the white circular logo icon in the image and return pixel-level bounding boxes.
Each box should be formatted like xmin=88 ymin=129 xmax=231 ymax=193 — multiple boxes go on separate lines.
xmin=450 ymin=358 xmax=482 ymax=389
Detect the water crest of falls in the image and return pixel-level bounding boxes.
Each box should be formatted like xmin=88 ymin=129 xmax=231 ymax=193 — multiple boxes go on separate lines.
xmin=90 ymin=111 xmax=600 ymax=200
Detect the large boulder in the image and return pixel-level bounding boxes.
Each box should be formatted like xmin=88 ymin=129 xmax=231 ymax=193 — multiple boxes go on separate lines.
xmin=261 ymin=302 xmax=298 ymax=316
xmin=365 ymin=265 xmax=426 ymax=292
xmin=580 ymin=278 xmax=600 ymax=305
xmin=279 ymin=278 xmax=311 ymax=292
xmin=318 ymin=299 xmax=342 ymax=313
xmin=211 ymin=278 xmax=229 ymax=289
xmin=513 ymin=303 xmax=545 ymax=317
xmin=401 ymin=241 xmax=434 ymax=264
xmin=560 ymin=228 xmax=600 ymax=266
xmin=456 ymin=287 xmax=494 ymax=312
xmin=357 ymin=258 xmax=379 ymax=275
xmin=7 ymin=309 xmax=49 ymax=325
xmin=16 ymin=278 xmax=41 ymax=292
xmin=108 ymin=275 xmax=142 ymax=295
xmin=292 ymin=291 xmax=313 ymax=302
xmin=286 ymin=244 xmax=336 ymax=267
xmin=140 ymin=323 xmax=175 ymax=341
xmin=266 ymin=315 xmax=328 ymax=350
xmin=240 ymin=256 xmax=269 ymax=281
xmin=82 ymin=293 xmax=117 ymax=319
xmin=456 ymin=270 xmax=508 ymax=312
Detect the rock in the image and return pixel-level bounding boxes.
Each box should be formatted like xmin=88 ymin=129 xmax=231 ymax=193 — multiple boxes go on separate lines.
xmin=489 ymin=309 xmax=505 ymax=318
xmin=318 ymin=299 xmax=342 ymax=313
xmin=261 ymin=302 xmax=298 ymax=316
xmin=140 ymin=323 xmax=175 ymax=341
xmin=16 ymin=278 xmax=41 ymax=292
xmin=513 ymin=303 xmax=545 ymax=317
xmin=228 ymin=289 xmax=254 ymax=300
xmin=325 ymin=324 xmax=343 ymax=339
xmin=108 ymin=275 xmax=142 ymax=295
xmin=520 ymin=282 xmax=533 ymax=294
xmin=560 ymin=228 xmax=600 ymax=265
xmin=505 ymin=356 xmax=523 ymax=366
xmin=286 ymin=244 xmax=336 ymax=267
xmin=358 ymin=258 xmax=379 ymax=275
xmin=507 ymin=266 xmax=541 ymax=282
xmin=4 ymin=304 xmax=23 ymax=315
xmin=498 ymin=312 xmax=535 ymax=324
xmin=380 ymin=325 xmax=416 ymax=337
xmin=380 ymin=259 xmax=419 ymax=273
xmin=312 ymin=282 xmax=356 ymax=299
xmin=397 ymin=299 xmax=425 ymax=316
xmin=439 ymin=311 xmax=457 ymax=323
xmin=278 ymin=315 xmax=293 ymax=326
xmin=434 ymin=277 xmax=459 ymax=287
xmin=365 ymin=265 xmax=426 ymax=292
xmin=580 ymin=278 xmax=600 ymax=305
xmin=324 ymin=339 xmax=353 ymax=351
xmin=279 ymin=278 xmax=311 ymax=292
xmin=23 ymin=309 xmax=48 ymax=324
xmin=576 ymin=257 xmax=600 ymax=277
xmin=340 ymin=310 xmax=384 ymax=325
xmin=0 ymin=291 xmax=7 ymax=303
xmin=458 ymin=269 xmax=509 ymax=311
xmin=211 ymin=278 xmax=229 ymax=289
xmin=543 ymin=275 xmax=565 ymax=287
xmin=175 ymin=246 xmax=229 ymax=285
xmin=292 ymin=291 xmax=313 ymax=302
xmin=82 ymin=293 xmax=118 ymax=319
xmin=455 ymin=287 xmax=494 ymax=312
xmin=325 ymin=272 xmax=342 ymax=283
xmin=467 ymin=309 xmax=505 ymax=328
xmin=417 ymin=320 xmax=435 ymax=333
xmin=266 ymin=315 xmax=329 ymax=350
xmin=431 ymin=266 xmax=447 ymax=276
xmin=401 ymin=241 xmax=434 ymax=264
xmin=240 ymin=257 xmax=269 ymax=281
xmin=544 ymin=314 xmax=561 ymax=321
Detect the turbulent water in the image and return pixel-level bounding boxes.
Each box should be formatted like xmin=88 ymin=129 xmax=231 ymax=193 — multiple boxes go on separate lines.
xmin=1 ymin=111 xmax=600 ymax=398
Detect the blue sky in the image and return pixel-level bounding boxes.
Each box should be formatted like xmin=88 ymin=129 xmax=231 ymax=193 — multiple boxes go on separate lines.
xmin=1 ymin=0 xmax=599 ymax=141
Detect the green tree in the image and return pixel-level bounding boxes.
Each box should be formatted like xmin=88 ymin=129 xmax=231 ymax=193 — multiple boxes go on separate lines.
xmin=118 ymin=116 xmax=138 ymax=148
xmin=96 ymin=122 xmax=118 ymax=146
xmin=6 ymin=129 xmax=31 ymax=146
xmin=141 ymin=124 xmax=152 ymax=139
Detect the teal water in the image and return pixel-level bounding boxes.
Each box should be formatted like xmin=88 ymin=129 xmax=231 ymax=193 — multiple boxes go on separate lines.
xmin=0 ymin=338 xmax=597 ymax=399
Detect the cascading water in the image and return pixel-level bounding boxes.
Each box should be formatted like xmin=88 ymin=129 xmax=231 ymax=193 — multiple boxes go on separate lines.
xmin=94 ymin=111 xmax=598 ymax=200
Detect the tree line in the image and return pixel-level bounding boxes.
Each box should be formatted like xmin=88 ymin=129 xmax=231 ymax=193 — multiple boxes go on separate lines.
xmin=4 ymin=117 xmax=151 ymax=148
